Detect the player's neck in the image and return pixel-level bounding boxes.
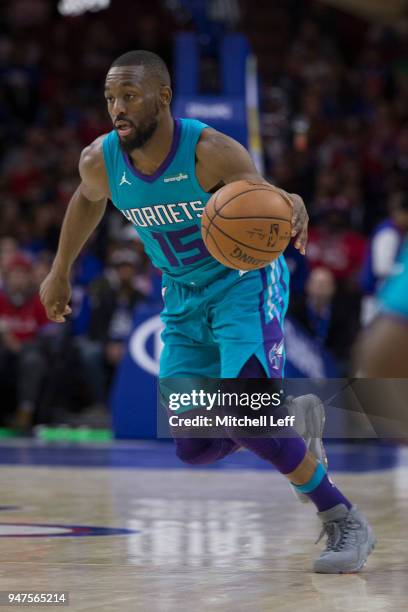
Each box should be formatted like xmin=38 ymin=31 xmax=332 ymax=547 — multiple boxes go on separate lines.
xmin=127 ymin=114 xmax=174 ymax=176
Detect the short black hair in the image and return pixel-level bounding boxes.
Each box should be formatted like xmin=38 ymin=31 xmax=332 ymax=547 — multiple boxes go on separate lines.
xmin=110 ymin=50 xmax=170 ymax=86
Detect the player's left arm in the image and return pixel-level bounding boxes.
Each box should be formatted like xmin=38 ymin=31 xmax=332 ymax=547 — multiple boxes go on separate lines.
xmin=196 ymin=128 xmax=309 ymax=254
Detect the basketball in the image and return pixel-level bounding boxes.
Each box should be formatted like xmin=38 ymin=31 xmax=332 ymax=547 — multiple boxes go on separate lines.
xmin=201 ymin=180 xmax=292 ymax=270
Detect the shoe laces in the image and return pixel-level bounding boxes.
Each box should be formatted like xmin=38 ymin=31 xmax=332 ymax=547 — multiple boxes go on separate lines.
xmin=316 ymin=514 xmax=361 ymax=551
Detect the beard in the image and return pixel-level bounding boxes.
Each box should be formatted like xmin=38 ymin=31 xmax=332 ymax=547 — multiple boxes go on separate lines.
xmin=118 ymin=116 xmax=159 ymax=153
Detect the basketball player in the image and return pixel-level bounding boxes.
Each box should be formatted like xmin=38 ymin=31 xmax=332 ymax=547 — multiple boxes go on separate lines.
xmin=358 ymin=238 xmax=408 ymax=376
xmin=40 ymin=51 xmax=375 ymax=572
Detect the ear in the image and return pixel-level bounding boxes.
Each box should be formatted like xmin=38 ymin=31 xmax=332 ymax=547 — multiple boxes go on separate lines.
xmin=160 ymin=85 xmax=172 ymax=107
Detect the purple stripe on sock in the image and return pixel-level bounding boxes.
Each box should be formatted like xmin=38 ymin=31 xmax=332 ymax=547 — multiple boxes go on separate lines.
xmin=306 ymin=474 xmax=352 ymax=512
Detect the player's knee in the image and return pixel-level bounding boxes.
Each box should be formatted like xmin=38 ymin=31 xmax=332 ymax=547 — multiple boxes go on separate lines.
xmin=175 ymin=439 xmax=225 ymax=465
xmin=175 ymin=439 xmax=211 ymax=465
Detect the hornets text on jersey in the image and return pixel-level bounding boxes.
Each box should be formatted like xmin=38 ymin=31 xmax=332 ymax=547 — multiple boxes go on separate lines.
xmin=102 ymin=117 xmax=288 ymax=287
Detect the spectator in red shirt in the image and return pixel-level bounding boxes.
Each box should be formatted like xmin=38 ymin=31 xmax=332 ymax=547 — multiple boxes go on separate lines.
xmin=0 ymin=254 xmax=49 ymax=429
xmin=307 ymin=205 xmax=366 ymax=289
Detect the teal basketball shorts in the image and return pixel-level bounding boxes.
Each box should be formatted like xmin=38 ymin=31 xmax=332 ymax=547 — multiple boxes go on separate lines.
xmin=159 ymin=259 xmax=289 ymax=379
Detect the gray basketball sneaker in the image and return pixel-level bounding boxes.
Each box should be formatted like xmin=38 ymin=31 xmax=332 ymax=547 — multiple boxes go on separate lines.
xmin=314 ymin=504 xmax=376 ymax=573
xmin=287 ymin=394 xmax=328 ymax=503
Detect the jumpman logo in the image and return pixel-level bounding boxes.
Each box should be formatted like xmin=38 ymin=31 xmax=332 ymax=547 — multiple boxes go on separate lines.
xmin=120 ymin=171 xmax=132 ymax=186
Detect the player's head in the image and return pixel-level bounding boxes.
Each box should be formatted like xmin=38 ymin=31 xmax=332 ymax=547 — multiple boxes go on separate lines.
xmin=105 ymin=50 xmax=172 ymax=152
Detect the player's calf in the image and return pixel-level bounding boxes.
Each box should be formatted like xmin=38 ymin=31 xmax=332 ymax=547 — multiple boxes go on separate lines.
xmin=286 ymin=394 xmax=328 ymax=503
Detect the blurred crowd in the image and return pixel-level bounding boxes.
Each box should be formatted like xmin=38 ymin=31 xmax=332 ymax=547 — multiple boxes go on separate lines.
xmin=250 ymin=2 xmax=408 ymax=372
xmin=0 ymin=0 xmax=407 ymax=429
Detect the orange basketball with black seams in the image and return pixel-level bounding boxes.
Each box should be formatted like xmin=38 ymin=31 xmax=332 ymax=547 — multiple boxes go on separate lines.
xmin=201 ymin=180 xmax=292 ymax=270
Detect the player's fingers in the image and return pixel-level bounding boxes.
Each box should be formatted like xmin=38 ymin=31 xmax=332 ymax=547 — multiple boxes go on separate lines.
xmin=288 ymin=194 xmax=307 ymax=237
xmin=282 ymin=193 xmax=297 ymax=237
xmin=46 ymin=312 xmax=64 ymax=323
xmin=291 ymin=214 xmax=298 ymax=236
xmin=50 ymin=309 xmax=65 ymax=323
xmin=46 ymin=302 xmax=69 ymax=323
xmin=292 ymin=207 xmax=309 ymax=238
xmin=294 ymin=225 xmax=308 ymax=255
xmin=291 ymin=213 xmax=303 ymax=237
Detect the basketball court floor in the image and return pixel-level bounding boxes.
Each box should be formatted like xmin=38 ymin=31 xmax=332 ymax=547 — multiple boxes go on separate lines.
xmin=0 ymin=440 xmax=407 ymax=611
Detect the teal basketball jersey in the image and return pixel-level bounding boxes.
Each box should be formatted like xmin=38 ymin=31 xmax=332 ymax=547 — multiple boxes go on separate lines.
xmin=102 ymin=117 xmax=289 ymax=287
xmin=103 ymin=118 xmax=226 ymax=285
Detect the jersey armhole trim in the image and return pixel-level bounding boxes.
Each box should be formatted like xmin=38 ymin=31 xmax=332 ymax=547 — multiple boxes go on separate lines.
xmin=188 ymin=124 xmax=213 ymax=201
xmin=102 ymin=131 xmax=118 ymax=204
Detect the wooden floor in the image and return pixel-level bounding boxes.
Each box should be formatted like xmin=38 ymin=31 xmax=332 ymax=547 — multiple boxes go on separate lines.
xmin=0 ymin=443 xmax=407 ymax=611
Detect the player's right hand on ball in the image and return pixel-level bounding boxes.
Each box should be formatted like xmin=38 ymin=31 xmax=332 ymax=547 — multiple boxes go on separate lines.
xmin=40 ymin=270 xmax=72 ymax=323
